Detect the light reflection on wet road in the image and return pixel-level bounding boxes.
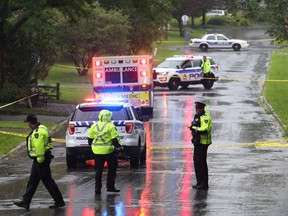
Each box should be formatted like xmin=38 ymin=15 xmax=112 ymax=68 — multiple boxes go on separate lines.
xmin=1 ymin=24 xmax=288 ymax=216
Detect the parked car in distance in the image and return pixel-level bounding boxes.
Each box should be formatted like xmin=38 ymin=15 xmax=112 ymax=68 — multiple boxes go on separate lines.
xmin=207 ymin=10 xmax=225 ymax=16
xmin=189 ymin=33 xmax=249 ymax=51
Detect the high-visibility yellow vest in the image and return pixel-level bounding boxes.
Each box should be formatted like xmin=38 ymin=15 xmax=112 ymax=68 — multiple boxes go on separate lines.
xmin=194 ymin=114 xmax=212 ymax=145
xmin=27 ymin=125 xmax=53 ymax=163
xmin=201 ymin=59 xmax=211 ymax=74
xmin=88 ymin=122 xmax=120 ymax=155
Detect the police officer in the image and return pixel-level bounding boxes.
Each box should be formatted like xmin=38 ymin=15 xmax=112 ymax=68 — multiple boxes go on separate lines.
xmin=88 ymin=110 xmax=123 ymax=195
xmin=201 ymin=56 xmax=211 ymax=75
xmin=189 ymin=101 xmax=212 ymax=190
xmin=14 ymin=114 xmax=65 ymax=210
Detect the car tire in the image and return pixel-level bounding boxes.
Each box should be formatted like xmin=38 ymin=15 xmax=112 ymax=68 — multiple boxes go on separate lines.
xmin=140 ymin=142 xmax=146 ymax=166
xmin=202 ymin=73 xmax=215 ymax=89
xmin=130 ymin=140 xmax=141 ymax=169
xmin=200 ymin=44 xmax=208 ymax=52
xmin=66 ymin=153 xmax=77 ymax=169
xmin=168 ymin=78 xmax=180 ymax=90
xmin=233 ymin=44 xmax=241 ymax=51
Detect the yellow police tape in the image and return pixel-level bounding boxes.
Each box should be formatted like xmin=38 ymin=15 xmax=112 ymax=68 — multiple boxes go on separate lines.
xmin=1 ymin=130 xmax=287 ymax=149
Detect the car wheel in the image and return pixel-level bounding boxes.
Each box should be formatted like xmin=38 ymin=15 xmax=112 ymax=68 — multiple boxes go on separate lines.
xmin=202 ymin=73 xmax=215 ymax=89
xmin=233 ymin=44 xmax=241 ymax=51
xmin=130 ymin=140 xmax=141 ymax=169
xmin=140 ymin=142 xmax=146 ymax=166
xmin=200 ymin=44 xmax=208 ymax=52
xmin=168 ymin=78 xmax=180 ymax=90
xmin=66 ymin=153 xmax=77 ymax=169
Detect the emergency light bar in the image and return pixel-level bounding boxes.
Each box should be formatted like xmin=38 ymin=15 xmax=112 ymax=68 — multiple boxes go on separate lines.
xmin=173 ymin=55 xmax=194 ymax=59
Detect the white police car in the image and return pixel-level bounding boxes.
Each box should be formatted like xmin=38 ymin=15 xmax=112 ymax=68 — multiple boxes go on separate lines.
xmin=153 ymin=55 xmax=219 ymax=90
xmin=65 ymin=99 xmax=147 ymax=169
xmin=189 ymin=33 xmax=249 ymax=51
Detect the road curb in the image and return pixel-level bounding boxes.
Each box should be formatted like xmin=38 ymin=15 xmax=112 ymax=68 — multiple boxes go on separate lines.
xmin=260 ymin=96 xmax=287 ymax=132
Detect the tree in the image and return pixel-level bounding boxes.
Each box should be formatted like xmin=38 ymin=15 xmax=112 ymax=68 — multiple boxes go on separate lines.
xmin=98 ymin=0 xmax=173 ymax=54
xmin=265 ymin=0 xmax=288 ymax=42
xmin=0 ymin=0 xmax=93 ymax=88
xmin=60 ymin=4 xmax=131 ymax=76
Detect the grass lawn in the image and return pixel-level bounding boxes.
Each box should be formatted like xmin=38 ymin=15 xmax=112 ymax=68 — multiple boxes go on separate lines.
xmin=263 ymin=49 xmax=288 ymax=135
xmin=0 ymin=134 xmax=25 ymax=155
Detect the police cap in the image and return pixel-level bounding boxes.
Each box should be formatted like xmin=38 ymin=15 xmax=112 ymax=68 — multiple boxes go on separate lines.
xmin=24 ymin=114 xmax=38 ymax=124
xmin=195 ymin=101 xmax=206 ymax=108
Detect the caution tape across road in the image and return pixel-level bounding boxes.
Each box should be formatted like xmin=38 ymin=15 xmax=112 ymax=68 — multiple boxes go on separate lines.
xmin=1 ymin=130 xmax=287 ymax=149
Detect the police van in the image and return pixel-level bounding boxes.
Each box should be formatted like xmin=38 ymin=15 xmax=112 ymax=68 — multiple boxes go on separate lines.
xmin=153 ymin=55 xmax=219 ymax=90
xmin=92 ymin=55 xmax=154 ymax=117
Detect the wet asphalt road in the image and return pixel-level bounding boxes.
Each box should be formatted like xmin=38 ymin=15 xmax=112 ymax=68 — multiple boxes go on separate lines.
xmin=1 ymin=24 xmax=288 ymax=216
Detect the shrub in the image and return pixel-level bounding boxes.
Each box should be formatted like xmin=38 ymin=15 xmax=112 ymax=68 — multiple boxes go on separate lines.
xmin=0 ymin=83 xmax=20 ymax=103
xmin=207 ymin=17 xmax=227 ymax=26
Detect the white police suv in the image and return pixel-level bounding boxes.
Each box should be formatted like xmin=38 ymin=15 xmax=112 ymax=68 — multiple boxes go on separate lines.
xmin=153 ymin=55 xmax=219 ymax=90
xmin=65 ymin=99 xmax=147 ymax=169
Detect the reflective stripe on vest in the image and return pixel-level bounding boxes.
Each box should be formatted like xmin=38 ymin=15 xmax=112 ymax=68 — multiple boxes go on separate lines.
xmin=92 ymin=122 xmax=112 ymax=147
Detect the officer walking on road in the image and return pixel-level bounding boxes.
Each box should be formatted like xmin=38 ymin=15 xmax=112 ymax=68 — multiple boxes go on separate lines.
xmin=14 ymin=114 xmax=65 ymax=210
xmin=88 ymin=110 xmax=123 ymax=195
xmin=189 ymin=101 xmax=212 ymax=190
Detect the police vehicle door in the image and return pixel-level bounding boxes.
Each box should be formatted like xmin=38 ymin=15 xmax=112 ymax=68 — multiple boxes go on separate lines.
xmin=217 ymin=34 xmax=230 ymax=48
xmin=206 ymin=35 xmax=217 ymax=48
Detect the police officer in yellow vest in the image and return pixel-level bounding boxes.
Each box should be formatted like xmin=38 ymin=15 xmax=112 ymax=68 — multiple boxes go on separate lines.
xmin=189 ymin=101 xmax=212 ymax=190
xmin=88 ymin=110 xmax=123 ymax=195
xmin=201 ymin=56 xmax=211 ymax=74
xmin=14 ymin=114 xmax=65 ymax=210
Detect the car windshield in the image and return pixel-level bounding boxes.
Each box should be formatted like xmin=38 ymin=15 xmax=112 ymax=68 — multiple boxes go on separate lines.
xmin=156 ymin=59 xmax=183 ymax=69
xmin=72 ymin=106 xmax=131 ymax=121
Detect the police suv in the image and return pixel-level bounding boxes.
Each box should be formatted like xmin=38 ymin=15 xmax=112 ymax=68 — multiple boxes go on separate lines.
xmin=65 ymin=99 xmax=147 ymax=169
xmin=153 ymin=55 xmax=219 ymax=90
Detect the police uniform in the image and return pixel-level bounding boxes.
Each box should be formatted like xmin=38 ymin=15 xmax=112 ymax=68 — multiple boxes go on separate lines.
xmin=14 ymin=114 xmax=65 ymax=210
xmin=88 ymin=110 xmax=123 ymax=195
xmin=190 ymin=102 xmax=212 ymax=190
xmin=201 ymin=57 xmax=211 ymax=74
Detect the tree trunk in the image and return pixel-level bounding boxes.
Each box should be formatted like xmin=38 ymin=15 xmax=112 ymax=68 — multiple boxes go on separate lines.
xmin=177 ymin=18 xmax=183 ymax=37
xmin=202 ymin=10 xmax=206 ymax=26
xmin=190 ymin=15 xmax=195 ymax=28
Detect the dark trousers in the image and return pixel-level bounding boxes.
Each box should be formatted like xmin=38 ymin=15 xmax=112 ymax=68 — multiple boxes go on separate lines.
xmin=94 ymin=153 xmax=118 ymax=191
xmin=23 ymin=156 xmax=64 ymax=204
xmin=193 ymin=144 xmax=209 ymax=187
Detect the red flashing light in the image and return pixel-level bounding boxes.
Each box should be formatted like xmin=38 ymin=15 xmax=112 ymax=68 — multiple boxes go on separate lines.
xmin=140 ymin=59 xmax=147 ymax=65
xmin=214 ymin=65 xmax=218 ymax=70
xmin=142 ymin=84 xmax=147 ymax=88
xmin=96 ymin=72 xmax=102 ymax=79
xmin=125 ymin=122 xmax=135 ymax=134
xmin=68 ymin=124 xmax=75 ymax=135
xmin=95 ymin=60 xmax=102 ymax=67
xmin=140 ymin=71 xmax=147 ymax=77
xmin=132 ymin=59 xmax=138 ymax=63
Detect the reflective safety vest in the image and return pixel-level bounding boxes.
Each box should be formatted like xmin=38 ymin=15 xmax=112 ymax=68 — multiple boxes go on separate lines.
xmin=88 ymin=122 xmax=120 ymax=155
xmin=193 ymin=114 xmax=212 ymax=145
xmin=27 ymin=125 xmax=53 ymax=163
xmin=201 ymin=59 xmax=211 ymax=74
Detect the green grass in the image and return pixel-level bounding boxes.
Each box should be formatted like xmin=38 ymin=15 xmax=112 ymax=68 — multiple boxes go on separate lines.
xmin=0 ymin=121 xmax=54 ymax=129
xmin=263 ymin=49 xmax=288 ymax=135
xmin=58 ymin=85 xmax=94 ymax=104
xmin=0 ymin=134 xmax=25 ymax=155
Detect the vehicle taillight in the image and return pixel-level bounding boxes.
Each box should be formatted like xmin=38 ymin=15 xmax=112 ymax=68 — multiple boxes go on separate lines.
xmin=140 ymin=59 xmax=147 ymax=65
xmin=95 ymin=60 xmax=102 ymax=67
xmin=68 ymin=124 xmax=75 ymax=135
xmin=140 ymin=71 xmax=147 ymax=77
xmin=214 ymin=65 xmax=218 ymax=70
xmin=125 ymin=122 xmax=135 ymax=134
xmin=96 ymin=72 xmax=102 ymax=79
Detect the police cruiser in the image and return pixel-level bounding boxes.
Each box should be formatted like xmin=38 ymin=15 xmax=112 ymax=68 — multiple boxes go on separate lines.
xmin=153 ymin=55 xmax=219 ymax=90
xmin=189 ymin=33 xmax=249 ymax=51
xmin=65 ymin=99 xmax=147 ymax=169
